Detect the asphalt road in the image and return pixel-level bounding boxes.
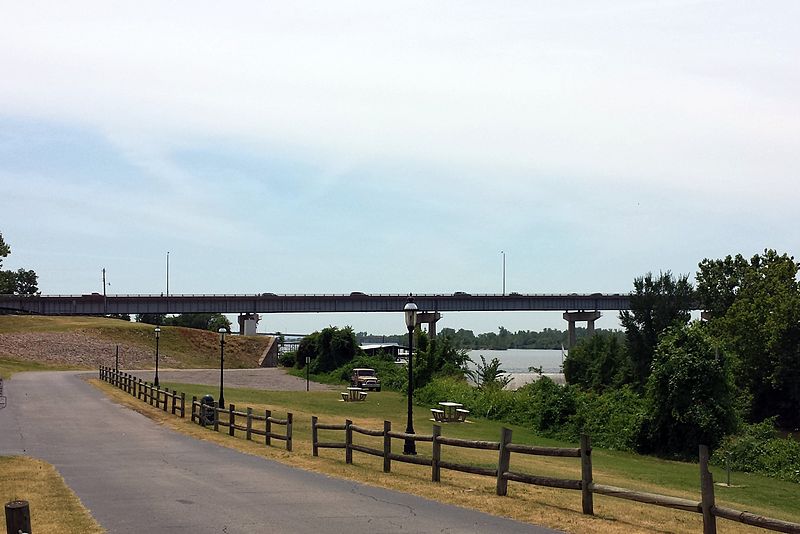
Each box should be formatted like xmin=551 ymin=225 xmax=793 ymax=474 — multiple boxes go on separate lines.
xmin=0 ymin=372 xmax=560 ymax=533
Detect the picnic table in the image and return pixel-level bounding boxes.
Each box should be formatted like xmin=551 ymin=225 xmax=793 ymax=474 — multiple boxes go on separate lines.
xmin=431 ymin=401 xmax=469 ymax=422
xmin=340 ymin=387 xmax=367 ymax=402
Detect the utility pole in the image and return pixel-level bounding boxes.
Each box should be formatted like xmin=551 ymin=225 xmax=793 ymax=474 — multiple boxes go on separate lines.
xmin=166 ymin=252 xmax=170 ymax=298
xmin=501 ymin=251 xmax=506 ymax=296
xmin=102 ymin=268 xmax=107 ymax=314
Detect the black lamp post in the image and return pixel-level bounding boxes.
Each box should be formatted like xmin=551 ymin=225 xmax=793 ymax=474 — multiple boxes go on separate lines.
xmin=218 ymin=327 xmax=227 ymax=409
xmin=154 ymin=326 xmax=161 ymax=387
xmin=403 ymin=296 xmax=418 ymax=455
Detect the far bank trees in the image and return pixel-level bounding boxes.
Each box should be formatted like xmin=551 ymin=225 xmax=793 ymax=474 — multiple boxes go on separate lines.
xmin=0 ymin=232 xmax=39 ymax=296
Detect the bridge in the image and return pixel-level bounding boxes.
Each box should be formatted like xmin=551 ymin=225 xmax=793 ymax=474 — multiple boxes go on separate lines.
xmin=0 ymin=292 xmax=632 ymax=347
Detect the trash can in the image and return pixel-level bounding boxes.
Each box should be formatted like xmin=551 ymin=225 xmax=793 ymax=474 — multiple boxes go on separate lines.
xmin=200 ymin=394 xmax=215 ymax=426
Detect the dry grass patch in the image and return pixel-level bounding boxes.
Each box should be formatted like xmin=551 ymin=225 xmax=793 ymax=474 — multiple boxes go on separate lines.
xmin=91 ymin=379 xmax=795 ymax=534
xmin=0 ymin=456 xmax=103 ymax=534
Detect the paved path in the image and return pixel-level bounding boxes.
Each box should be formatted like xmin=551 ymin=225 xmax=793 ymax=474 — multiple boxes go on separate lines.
xmin=0 ymin=372 xmax=560 ymax=533
xmin=127 ymin=367 xmax=336 ymax=391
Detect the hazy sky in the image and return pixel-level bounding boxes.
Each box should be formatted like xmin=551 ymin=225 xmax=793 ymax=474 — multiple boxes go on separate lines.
xmin=1 ymin=1 xmax=798 ymax=335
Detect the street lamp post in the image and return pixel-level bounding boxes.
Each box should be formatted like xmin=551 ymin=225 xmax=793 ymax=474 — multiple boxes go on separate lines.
xmin=305 ymin=356 xmax=311 ymax=391
xmin=403 ymin=296 xmax=418 ymax=455
xmin=154 ymin=327 xmax=161 ymax=387
xmin=501 ymin=250 xmax=506 ymax=296
xmin=218 ymin=327 xmax=227 ymax=409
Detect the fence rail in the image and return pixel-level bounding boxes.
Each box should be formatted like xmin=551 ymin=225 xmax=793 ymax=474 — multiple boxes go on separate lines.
xmin=99 ymin=366 xmax=185 ymax=417
xmin=190 ymin=399 xmax=292 ymax=451
xmin=98 ymin=367 xmax=799 ymax=534
xmin=311 ymin=417 xmax=800 ymax=534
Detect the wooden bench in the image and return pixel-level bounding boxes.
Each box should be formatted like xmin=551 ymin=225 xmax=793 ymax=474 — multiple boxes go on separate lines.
xmin=359 ymin=391 xmax=368 ymax=401
xmin=341 ymin=392 xmax=349 ymax=402
xmin=455 ymin=408 xmax=470 ymax=422
xmin=430 ymin=408 xmax=445 ymax=422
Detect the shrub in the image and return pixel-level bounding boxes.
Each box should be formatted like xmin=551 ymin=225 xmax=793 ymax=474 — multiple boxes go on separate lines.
xmin=567 ymin=386 xmax=646 ymax=451
xmin=712 ymin=418 xmax=800 ymax=483
xmin=277 ymin=351 xmax=296 ymax=367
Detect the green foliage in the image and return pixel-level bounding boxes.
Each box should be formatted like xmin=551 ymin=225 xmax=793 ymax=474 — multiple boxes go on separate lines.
xmin=337 ymin=354 xmax=407 ymax=391
xmin=697 ymin=249 xmax=800 ymax=428
xmin=0 ymin=232 xmax=39 ymax=295
xmin=472 ymin=355 xmax=512 ymax=390
xmin=277 ymin=350 xmax=296 ymax=367
xmin=712 ymin=419 xmax=800 ymax=483
xmin=620 ymin=271 xmax=693 ymax=389
xmin=643 ymin=323 xmax=738 ymax=457
xmin=162 ymin=313 xmax=231 ymax=331
xmin=413 ymin=332 xmax=472 ymax=389
xmin=135 ymin=313 xmax=166 ymax=325
xmin=568 ymin=387 xmax=647 ymax=451
xmin=563 ymin=332 xmax=631 ymax=392
xmin=296 ymin=326 xmax=361 ymax=374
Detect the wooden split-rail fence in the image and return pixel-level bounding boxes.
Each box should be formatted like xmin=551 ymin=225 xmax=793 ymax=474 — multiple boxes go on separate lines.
xmin=98 ymin=366 xmax=292 ymax=452
xmin=99 ymin=366 xmax=185 ymax=417
xmin=312 ymin=418 xmax=800 ymax=534
xmin=190 ymin=399 xmax=293 ymax=451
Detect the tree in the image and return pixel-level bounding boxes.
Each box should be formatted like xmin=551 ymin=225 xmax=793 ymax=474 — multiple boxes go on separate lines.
xmin=563 ymin=332 xmax=631 ymax=392
xmin=697 ymin=250 xmax=800 ymax=427
xmin=164 ymin=313 xmax=231 ymax=331
xmin=297 ymin=326 xmax=362 ymax=374
xmin=0 ymin=232 xmax=39 ymax=295
xmin=136 ymin=313 xmax=166 ymax=325
xmin=413 ymin=331 xmax=471 ymax=389
xmin=620 ymin=271 xmax=693 ymax=390
xmin=644 ymin=322 xmax=738 ymax=457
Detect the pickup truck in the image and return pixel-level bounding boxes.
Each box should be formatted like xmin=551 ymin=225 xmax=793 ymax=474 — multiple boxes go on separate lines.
xmin=350 ymin=368 xmax=381 ymax=391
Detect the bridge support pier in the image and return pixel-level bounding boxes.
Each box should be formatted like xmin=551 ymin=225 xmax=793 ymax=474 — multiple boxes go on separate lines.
xmin=238 ymin=313 xmax=260 ymax=336
xmin=562 ymin=310 xmax=601 ymax=348
xmin=416 ymin=312 xmax=441 ymax=338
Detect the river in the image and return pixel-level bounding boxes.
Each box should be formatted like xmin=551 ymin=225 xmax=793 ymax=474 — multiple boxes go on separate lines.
xmin=466 ymin=348 xmax=566 ymax=389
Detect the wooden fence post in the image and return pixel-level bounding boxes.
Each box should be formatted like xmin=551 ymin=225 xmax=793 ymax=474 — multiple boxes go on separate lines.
xmin=265 ymin=410 xmax=272 ymax=446
xmin=581 ymin=434 xmax=594 ymax=515
xmin=191 ymin=396 xmax=197 ymax=423
xmin=213 ymin=403 xmax=220 ymax=432
xmin=229 ymin=404 xmax=236 ymax=436
xmin=383 ymin=420 xmax=391 ymax=473
xmin=286 ymin=413 xmax=293 ymax=451
xmin=246 ymin=407 xmax=253 ymax=441
xmin=432 ymin=424 xmax=442 ymax=482
xmin=171 ymin=390 xmax=177 ymax=414
xmin=180 ymin=392 xmax=185 ymax=418
xmin=345 ymin=419 xmax=353 ymax=464
xmin=496 ymin=427 xmax=512 ymax=496
xmin=5 ymin=499 xmax=32 ymax=534
xmin=312 ymin=416 xmax=319 ymax=456
xmin=700 ymin=444 xmax=717 ymax=534
xmin=162 ymin=389 xmax=168 ymax=412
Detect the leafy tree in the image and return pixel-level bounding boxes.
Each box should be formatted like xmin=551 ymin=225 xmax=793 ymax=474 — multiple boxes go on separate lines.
xmin=697 ymin=250 xmax=800 ymax=427
xmin=297 ymin=326 xmax=362 ymax=374
xmin=563 ymin=332 xmax=631 ymax=392
xmin=620 ymin=271 xmax=693 ymax=390
xmin=413 ymin=331 xmax=472 ymax=389
xmin=643 ymin=323 xmax=738 ymax=457
xmin=136 ymin=313 xmax=166 ymax=325
xmin=0 ymin=232 xmax=39 ymax=295
xmin=164 ymin=313 xmax=231 ymax=331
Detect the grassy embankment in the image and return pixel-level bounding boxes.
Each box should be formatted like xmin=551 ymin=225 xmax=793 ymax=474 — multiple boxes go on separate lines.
xmin=0 ymin=315 xmax=270 ymax=374
xmin=96 ymin=378 xmax=800 ymax=534
xmin=0 ymin=456 xmax=104 ymax=534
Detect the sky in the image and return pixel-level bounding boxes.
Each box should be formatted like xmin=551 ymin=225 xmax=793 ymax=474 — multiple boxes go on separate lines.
xmin=1 ymin=1 xmax=798 ymax=336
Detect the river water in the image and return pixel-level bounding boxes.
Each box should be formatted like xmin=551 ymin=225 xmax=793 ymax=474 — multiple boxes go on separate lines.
xmin=466 ymin=348 xmax=566 ymax=389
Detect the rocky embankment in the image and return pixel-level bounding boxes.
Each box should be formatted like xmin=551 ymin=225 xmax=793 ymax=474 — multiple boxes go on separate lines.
xmin=0 ymin=331 xmax=163 ymax=368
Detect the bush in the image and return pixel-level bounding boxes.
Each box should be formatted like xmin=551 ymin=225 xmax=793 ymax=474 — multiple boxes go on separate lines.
xmin=336 ymin=354 xmax=407 ymax=391
xmin=277 ymin=351 xmax=296 ymax=367
xmin=712 ymin=418 xmax=800 ymax=483
xmin=644 ymin=323 xmax=738 ymax=457
xmin=567 ymin=386 xmax=646 ymax=451
xmin=564 ymin=333 xmax=631 ymax=392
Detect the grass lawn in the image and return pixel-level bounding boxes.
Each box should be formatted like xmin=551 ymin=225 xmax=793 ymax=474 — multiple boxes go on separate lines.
xmin=96 ymin=378 xmax=799 ymax=534
xmin=0 ymin=456 xmax=103 ymax=534
xmin=0 ymin=357 xmax=84 ymax=379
